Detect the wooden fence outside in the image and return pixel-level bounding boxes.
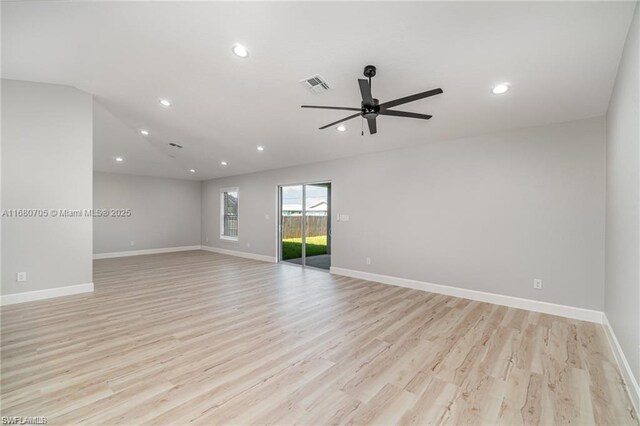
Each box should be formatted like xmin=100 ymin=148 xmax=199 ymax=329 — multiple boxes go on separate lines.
xmin=282 ymin=216 xmax=327 ymax=239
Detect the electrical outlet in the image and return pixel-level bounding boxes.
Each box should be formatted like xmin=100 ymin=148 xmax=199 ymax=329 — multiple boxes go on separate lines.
xmin=130 ymin=241 xmax=135 ymax=247
xmin=366 ymin=257 xmax=371 ymax=265
xmin=533 ymin=278 xmax=543 ymax=290
xmin=16 ymin=272 xmax=27 ymax=282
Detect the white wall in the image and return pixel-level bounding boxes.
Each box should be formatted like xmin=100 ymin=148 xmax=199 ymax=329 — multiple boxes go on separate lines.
xmin=605 ymin=1 xmax=639 ymax=405
xmin=1 ymin=79 xmax=93 ymax=296
xmin=202 ymin=117 xmax=606 ymax=311
xmin=93 ymin=172 xmax=201 ymax=254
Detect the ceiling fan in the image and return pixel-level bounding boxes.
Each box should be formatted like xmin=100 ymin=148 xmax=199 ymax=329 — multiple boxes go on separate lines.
xmin=301 ymin=65 xmax=443 ymax=135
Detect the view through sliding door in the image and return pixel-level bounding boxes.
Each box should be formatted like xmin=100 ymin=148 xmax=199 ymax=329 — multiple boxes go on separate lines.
xmin=279 ymin=182 xmax=331 ymax=270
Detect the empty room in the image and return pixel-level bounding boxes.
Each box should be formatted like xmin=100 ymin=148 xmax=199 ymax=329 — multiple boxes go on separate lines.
xmin=1 ymin=1 xmax=639 ymax=425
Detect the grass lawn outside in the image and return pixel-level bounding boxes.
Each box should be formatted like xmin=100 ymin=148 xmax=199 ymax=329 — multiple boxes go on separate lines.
xmin=282 ymin=235 xmax=327 ymax=260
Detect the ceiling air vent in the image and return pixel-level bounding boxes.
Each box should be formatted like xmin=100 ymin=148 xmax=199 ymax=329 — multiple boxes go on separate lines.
xmin=300 ymin=74 xmax=331 ymax=94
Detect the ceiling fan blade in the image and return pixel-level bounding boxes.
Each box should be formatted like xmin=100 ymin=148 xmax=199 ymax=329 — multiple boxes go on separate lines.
xmin=379 ymin=110 xmax=432 ymax=120
xmin=358 ymin=79 xmax=374 ymax=105
xmin=379 ymin=88 xmax=443 ymax=110
xmin=301 ymin=105 xmax=361 ymax=112
xmin=319 ymin=113 xmax=361 ymax=130
xmin=367 ymin=117 xmax=377 ymax=135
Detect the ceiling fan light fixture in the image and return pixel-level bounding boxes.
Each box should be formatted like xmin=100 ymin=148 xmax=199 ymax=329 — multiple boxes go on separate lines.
xmin=256 ymin=145 xmax=264 ymax=151
xmin=232 ymin=43 xmax=249 ymax=58
xmin=159 ymin=98 xmax=172 ymax=107
xmin=491 ymin=83 xmax=510 ymax=95
xmin=336 ymin=125 xmax=347 ymax=132
xmin=221 ymin=161 xmax=228 ymax=166
xmin=140 ymin=130 xmax=149 ymax=136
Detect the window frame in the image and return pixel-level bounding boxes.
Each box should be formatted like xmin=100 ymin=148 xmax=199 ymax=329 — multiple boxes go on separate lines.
xmin=220 ymin=187 xmax=239 ymax=241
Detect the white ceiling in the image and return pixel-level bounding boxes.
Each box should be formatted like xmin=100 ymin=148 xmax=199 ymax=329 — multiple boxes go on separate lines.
xmin=2 ymin=1 xmax=635 ymax=181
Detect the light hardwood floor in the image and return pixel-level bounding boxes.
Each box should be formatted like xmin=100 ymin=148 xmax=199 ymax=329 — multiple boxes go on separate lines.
xmin=1 ymin=250 xmax=637 ymax=425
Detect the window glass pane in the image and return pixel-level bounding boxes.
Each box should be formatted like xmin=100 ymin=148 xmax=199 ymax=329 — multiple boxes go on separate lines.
xmin=222 ymin=190 xmax=238 ymax=238
xmin=281 ymin=185 xmax=303 ymax=262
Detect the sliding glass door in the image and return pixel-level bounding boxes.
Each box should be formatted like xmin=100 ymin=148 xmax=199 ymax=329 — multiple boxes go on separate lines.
xmin=279 ymin=182 xmax=331 ymax=270
xmin=303 ymin=183 xmax=330 ymax=269
xmin=280 ymin=185 xmax=304 ymax=266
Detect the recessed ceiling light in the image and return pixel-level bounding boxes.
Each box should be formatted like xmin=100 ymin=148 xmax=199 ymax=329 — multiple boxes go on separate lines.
xmin=336 ymin=125 xmax=347 ymax=132
xmin=231 ymin=43 xmax=249 ymax=58
xmin=115 ymin=157 xmax=124 ymax=162
xmin=491 ymin=83 xmax=510 ymax=95
xmin=256 ymin=145 xmax=264 ymax=151
xmin=159 ymin=98 xmax=172 ymax=107
xmin=190 ymin=169 xmax=196 ymax=173
xmin=140 ymin=130 xmax=149 ymax=136
xmin=221 ymin=161 xmax=228 ymax=166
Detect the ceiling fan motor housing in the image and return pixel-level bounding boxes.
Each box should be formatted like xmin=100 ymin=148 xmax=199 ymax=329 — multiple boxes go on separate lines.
xmin=362 ymin=98 xmax=380 ymax=118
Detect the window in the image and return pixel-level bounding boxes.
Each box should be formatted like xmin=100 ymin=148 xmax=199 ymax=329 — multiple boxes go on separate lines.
xmin=220 ymin=188 xmax=239 ymax=240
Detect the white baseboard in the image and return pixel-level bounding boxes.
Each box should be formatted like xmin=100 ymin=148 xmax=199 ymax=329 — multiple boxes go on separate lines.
xmin=603 ymin=315 xmax=640 ymax=414
xmin=200 ymin=245 xmax=277 ymax=263
xmin=93 ymin=245 xmax=201 ymax=259
xmin=329 ymin=267 xmax=604 ymax=324
xmin=0 ymin=282 xmax=94 ymax=306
